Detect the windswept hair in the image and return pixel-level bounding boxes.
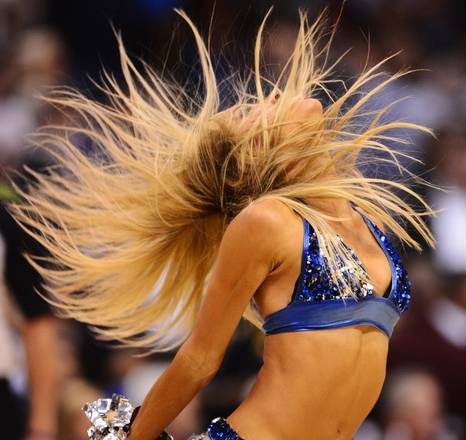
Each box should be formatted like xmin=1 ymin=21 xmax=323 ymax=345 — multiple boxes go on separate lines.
xmin=10 ymin=8 xmax=436 ymax=352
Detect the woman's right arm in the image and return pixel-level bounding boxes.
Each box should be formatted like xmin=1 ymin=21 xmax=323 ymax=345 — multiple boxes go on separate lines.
xmin=128 ymin=201 xmax=285 ymax=440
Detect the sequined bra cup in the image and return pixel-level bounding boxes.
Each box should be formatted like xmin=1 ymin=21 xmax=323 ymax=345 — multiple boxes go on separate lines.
xmin=263 ymin=206 xmax=412 ymax=338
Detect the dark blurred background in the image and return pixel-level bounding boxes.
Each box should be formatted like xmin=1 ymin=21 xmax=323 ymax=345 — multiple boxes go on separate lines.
xmin=0 ymin=1 xmax=465 ymax=439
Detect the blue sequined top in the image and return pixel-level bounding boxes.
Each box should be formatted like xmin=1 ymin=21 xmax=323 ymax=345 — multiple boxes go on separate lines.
xmin=262 ymin=205 xmax=412 ymax=338
xmin=206 ymin=417 xmax=244 ymax=440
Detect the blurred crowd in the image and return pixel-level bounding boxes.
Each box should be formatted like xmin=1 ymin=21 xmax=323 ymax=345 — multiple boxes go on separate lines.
xmin=0 ymin=1 xmax=464 ymax=439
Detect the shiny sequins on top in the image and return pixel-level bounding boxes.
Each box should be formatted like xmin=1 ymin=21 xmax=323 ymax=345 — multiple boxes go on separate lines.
xmin=207 ymin=417 xmax=243 ymax=440
xmin=187 ymin=417 xmax=243 ymax=440
xmin=293 ymin=213 xmax=411 ymax=314
xmin=368 ymin=218 xmax=412 ymax=312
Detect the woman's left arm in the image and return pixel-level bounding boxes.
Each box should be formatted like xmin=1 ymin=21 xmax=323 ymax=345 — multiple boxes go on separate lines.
xmin=128 ymin=203 xmax=284 ymax=440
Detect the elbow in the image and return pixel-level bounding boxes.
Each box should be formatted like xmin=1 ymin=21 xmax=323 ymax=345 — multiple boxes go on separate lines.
xmin=175 ymin=342 xmax=222 ymax=388
xmin=196 ymin=361 xmax=219 ymax=388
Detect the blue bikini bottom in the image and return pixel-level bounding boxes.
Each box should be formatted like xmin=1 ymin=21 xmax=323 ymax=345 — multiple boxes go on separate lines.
xmin=188 ymin=417 xmax=243 ymax=440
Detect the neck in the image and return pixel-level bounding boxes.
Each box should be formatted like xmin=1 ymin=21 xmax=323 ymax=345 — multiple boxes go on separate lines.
xmin=303 ymin=197 xmax=355 ymax=221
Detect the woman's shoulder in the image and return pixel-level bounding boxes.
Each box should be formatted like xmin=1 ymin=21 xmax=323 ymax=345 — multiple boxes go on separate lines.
xmin=218 ymin=199 xmax=295 ymax=270
xmin=227 ymin=198 xmax=298 ymax=242
xmin=236 ymin=198 xmax=298 ymax=227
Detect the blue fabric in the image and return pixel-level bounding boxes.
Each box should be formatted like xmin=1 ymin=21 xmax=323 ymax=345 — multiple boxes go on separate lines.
xmin=263 ymin=295 xmax=400 ymax=338
xmin=206 ymin=417 xmax=243 ymax=440
xmin=263 ymin=205 xmax=411 ymax=338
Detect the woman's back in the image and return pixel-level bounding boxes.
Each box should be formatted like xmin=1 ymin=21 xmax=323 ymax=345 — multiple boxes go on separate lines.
xmin=227 ymin=199 xmax=394 ymax=439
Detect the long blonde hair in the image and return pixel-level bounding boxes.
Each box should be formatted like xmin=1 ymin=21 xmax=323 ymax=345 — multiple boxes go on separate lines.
xmin=10 ymin=8 xmax=436 ymax=352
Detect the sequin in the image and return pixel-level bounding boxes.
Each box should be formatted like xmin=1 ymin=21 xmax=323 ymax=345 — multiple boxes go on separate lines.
xmin=366 ymin=219 xmax=411 ymax=313
xmin=292 ymin=211 xmax=411 ymax=314
xmin=262 ymin=206 xmax=411 ymax=338
xmin=205 ymin=417 xmax=243 ymax=440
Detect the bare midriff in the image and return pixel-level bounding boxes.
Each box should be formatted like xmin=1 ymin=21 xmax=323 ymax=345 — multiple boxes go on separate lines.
xmin=227 ymin=325 xmax=389 ymax=440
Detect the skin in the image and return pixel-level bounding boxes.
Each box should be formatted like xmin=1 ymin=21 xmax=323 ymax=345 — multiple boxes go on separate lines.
xmin=226 ymin=200 xmax=390 ymax=440
xmin=22 ymin=316 xmax=62 ymax=440
xmin=129 ymin=98 xmax=392 ymax=440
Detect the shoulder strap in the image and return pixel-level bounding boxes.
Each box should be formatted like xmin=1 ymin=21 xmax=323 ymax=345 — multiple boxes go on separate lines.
xmin=289 ymin=217 xmax=311 ymax=302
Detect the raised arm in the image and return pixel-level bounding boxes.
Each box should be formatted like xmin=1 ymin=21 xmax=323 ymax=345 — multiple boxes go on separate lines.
xmin=128 ymin=202 xmax=284 ymax=440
